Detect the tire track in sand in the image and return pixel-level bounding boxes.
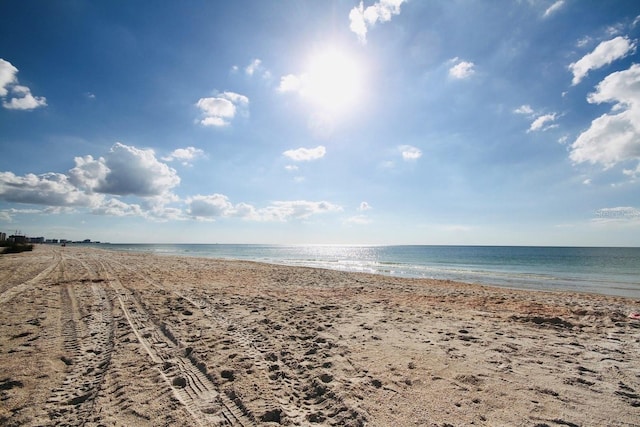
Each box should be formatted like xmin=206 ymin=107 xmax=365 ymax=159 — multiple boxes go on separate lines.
xmin=105 ymin=257 xmax=296 ymax=423
xmin=105 ymin=255 xmax=367 ymax=426
xmin=95 ymin=257 xmax=255 ymax=427
xmin=0 ymin=248 xmax=62 ymax=305
xmin=44 ymin=252 xmax=115 ymax=426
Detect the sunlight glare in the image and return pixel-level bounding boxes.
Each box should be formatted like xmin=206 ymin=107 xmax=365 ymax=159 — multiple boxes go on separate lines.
xmin=303 ymin=49 xmax=363 ymax=113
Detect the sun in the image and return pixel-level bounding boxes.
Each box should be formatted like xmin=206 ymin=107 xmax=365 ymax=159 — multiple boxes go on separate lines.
xmin=302 ymin=48 xmax=363 ymax=113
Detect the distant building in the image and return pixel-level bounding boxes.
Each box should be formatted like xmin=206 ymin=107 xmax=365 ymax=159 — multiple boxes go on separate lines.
xmin=9 ymin=235 xmax=27 ymax=244
xmin=0 ymin=232 xmax=6 ymax=242
xmin=28 ymin=237 xmax=45 ymax=244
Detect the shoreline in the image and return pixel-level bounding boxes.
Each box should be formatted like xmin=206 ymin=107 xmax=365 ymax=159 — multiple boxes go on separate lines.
xmin=1 ymin=245 xmax=639 ymax=426
xmin=97 ymin=244 xmax=640 ymax=300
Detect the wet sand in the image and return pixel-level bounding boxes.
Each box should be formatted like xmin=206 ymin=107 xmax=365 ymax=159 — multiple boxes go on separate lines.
xmin=1 ymin=245 xmax=639 ymax=426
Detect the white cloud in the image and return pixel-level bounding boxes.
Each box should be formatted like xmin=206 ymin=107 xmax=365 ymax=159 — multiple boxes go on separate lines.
xmin=0 ymin=143 xmax=182 ymax=220
xmin=258 ymin=200 xmax=342 ymax=222
xmin=513 ymin=104 xmax=559 ymax=132
xmin=2 ymin=85 xmax=47 ymax=110
xmin=69 ymin=142 xmax=180 ymax=197
xmin=0 ymin=171 xmax=102 ymax=207
xmin=514 ymin=104 xmax=534 ymax=115
xmin=220 ymin=91 xmax=249 ymax=105
xmin=349 ymin=0 xmax=407 ymax=44
xmin=358 ymin=201 xmax=372 ymax=211
xmin=0 ymin=207 xmax=47 ymax=222
xmin=448 ymin=59 xmax=476 ymax=79
xmin=91 ymin=198 xmax=143 ymax=217
xmin=186 ymin=195 xmax=342 ymax=222
xmin=242 ymin=59 xmax=271 ymax=80
xmin=68 ymin=154 xmax=111 ymax=192
xmin=577 ymin=36 xmax=592 ymax=48
xmin=196 ymin=91 xmax=249 ymax=127
xmin=0 ymin=59 xmax=47 ymax=110
xmin=569 ymin=36 xmax=637 ymax=85
xmin=399 ymin=145 xmax=422 ymax=161
xmin=187 ymin=194 xmax=237 ymax=220
xmin=570 ymin=64 xmax=640 ymax=172
xmin=528 ymin=113 xmax=558 ymax=132
xmin=277 ymin=74 xmax=303 ymax=93
xmin=543 ymin=0 xmax=565 ymax=18
xmin=606 ymin=24 xmax=625 ymax=37
xmin=0 ymin=59 xmax=18 ymax=97
xmin=0 ymin=143 xmax=187 ymax=220
xmin=162 ymin=146 xmax=205 ymax=166
xmin=284 ymin=165 xmax=299 ymax=172
xmin=283 ymin=146 xmax=326 ymax=161
xmin=245 ymin=59 xmax=261 ymax=76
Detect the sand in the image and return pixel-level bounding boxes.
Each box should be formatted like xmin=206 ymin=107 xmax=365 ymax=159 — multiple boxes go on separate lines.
xmin=0 ymin=245 xmax=639 ymax=427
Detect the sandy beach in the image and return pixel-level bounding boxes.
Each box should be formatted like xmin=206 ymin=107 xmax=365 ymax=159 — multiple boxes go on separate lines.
xmin=1 ymin=245 xmax=639 ymax=426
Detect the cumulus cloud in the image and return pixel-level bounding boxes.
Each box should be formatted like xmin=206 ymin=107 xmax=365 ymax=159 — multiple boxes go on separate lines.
xmin=0 ymin=59 xmax=17 ymax=97
xmin=283 ymin=146 xmax=326 ymax=161
xmin=0 ymin=171 xmax=102 ymax=207
xmin=0 ymin=142 xmax=182 ymax=217
xmin=543 ymin=0 xmax=565 ymax=18
xmin=514 ymin=105 xmax=559 ymax=132
xmin=0 ymin=140 xmax=346 ymax=224
xmin=448 ymin=58 xmax=476 ymax=79
xmin=187 ymin=194 xmax=237 ymax=220
xmin=570 ymin=64 xmax=640 ymax=173
xmin=196 ymin=91 xmax=249 ymax=127
xmin=399 ymin=145 xmax=422 ymax=161
xmin=277 ymin=74 xmax=302 ymax=93
xmin=528 ymin=113 xmax=558 ymax=132
xmin=162 ymin=146 xmax=205 ymax=166
xmin=91 ymin=198 xmax=144 ymax=217
xmin=569 ymin=36 xmax=636 ymax=85
xmin=69 ymin=143 xmax=180 ymax=197
xmin=0 ymin=59 xmax=47 ymax=110
xmin=349 ymin=0 xmax=407 ymax=44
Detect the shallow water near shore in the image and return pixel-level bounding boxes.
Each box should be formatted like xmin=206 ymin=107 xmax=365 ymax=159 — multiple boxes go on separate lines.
xmin=100 ymin=244 xmax=640 ymax=298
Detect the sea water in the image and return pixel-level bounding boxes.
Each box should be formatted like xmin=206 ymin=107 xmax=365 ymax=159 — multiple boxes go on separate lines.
xmin=100 ymin=244 xmax=640 ymax=299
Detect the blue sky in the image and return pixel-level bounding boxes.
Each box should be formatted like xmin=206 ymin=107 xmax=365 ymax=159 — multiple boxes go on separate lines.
xmin=1 ymin=0 xmax=640 ymax=245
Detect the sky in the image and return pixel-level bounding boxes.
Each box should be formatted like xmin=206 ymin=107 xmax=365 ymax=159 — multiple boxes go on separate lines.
xmin=1 ymin=0 xmax=640 ymax=245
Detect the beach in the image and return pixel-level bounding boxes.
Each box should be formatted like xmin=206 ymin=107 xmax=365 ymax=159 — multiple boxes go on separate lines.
xmin=1 ymin=245 xmax=639 ymax=426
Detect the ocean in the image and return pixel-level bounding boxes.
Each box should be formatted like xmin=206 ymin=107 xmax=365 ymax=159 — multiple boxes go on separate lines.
xmin=100 ymin=244 xmax=640 ymax=299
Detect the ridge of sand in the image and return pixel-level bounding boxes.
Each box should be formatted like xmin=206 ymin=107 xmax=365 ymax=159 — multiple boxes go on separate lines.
xmin=0 ymin=245 xmax=639 ymax=426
